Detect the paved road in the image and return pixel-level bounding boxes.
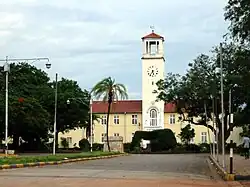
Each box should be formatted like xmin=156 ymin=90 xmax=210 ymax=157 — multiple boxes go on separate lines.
xmin=0 ymin=154 xmax=239 ymax=187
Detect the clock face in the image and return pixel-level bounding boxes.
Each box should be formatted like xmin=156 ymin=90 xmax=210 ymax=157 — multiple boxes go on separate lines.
xmin=147 ymin=66 xmax=159 ymax=77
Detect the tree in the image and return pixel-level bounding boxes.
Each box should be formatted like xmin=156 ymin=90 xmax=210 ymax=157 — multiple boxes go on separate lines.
xmin=60 ymin=137 xmax=69 ymax=148
xmin=156 ymin=42 xmax=250 ymax=150
xmin=46 ymin=78 xmax=91 ymax=150
xmin=225 ymin=0 xmax=250 ymax=43
xmin=178 ymin=124 xmax=195 ymax=144
xmin=0 ymin=62 xmax=91 ymax=151
xmin=0 ymin=62 xmax=51 ymax=150
xmin=91 ymin=77 xmax=128 ymax=152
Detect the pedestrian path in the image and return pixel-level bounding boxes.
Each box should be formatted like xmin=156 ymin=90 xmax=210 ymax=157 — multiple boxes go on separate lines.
xmin=216 ymin=154 xmax=250 ymax=176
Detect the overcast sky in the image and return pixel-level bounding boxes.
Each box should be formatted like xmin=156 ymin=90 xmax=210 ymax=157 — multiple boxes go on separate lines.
xmin=0 ymin=0 xmax=228 ymax=99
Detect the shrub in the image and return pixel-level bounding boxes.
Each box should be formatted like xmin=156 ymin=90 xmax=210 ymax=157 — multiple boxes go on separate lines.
xmin=131 ymin=129 xmax=177 ymax=152
xmin=150 ymin=129 xmax=177 ymax=152
xmin=79 ymin=139 xmax=90 ymax=152
xmin=92 ymin=143 xmax=104 ymax=151
xmin=184 ymin=144 xmax=201 ymax=152
xmin=199 ymin=143 xmax=210 ymax=153
xmin=178 ymin=124 xmax=195 ymax=144
xmin=130 ymin=131 xmax=150 ymax=150
xmin=123 ymin=143 xmax=131 ymax=153
xmin=60 ymin=137 xmax=69 ymax=148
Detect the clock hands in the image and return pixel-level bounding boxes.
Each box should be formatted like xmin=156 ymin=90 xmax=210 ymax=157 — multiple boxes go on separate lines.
xmin=147 ymin=66 xmax=158 ymax=77
xmin=149 ymin=70 xmax=154 ymax=76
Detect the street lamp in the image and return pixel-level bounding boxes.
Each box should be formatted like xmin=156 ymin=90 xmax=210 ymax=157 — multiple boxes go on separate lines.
xmin=219 ymin=43 xmax=225 ymax=169
xmin=53 ymin=73 xmax=58 ymax=155
xmin=0 ymin=56 xmax=51 ymax=155
xmin=66 ymin=97 xmax=93 ymax=152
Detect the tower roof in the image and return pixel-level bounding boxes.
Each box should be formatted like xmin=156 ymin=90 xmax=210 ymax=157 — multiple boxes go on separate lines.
xmin=142 ymin=31 xmax=164 ymax=41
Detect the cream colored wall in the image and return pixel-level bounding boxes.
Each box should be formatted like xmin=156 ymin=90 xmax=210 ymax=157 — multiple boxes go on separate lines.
xmin=94 ymin=113 xmax=142 ymax=143
xmin=164 ymin=113 xmax=214 ymax=144
xmin=58 ymin=128 xmax=85 ymax=148
xmin=58 ymin=112 xmax=243 ymax=146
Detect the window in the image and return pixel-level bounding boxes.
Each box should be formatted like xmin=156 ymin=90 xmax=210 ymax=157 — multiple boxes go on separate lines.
xmin=132 ymin=115 xmax=138 ymax=125
xmin=169 ymin=114 xmax=175 ymax=124
xmin=114 ymin=133 xmax=119 ymax=136
xmin=66 ymin=137 xmax=72 ymax=144
xmin=149 ymin=109 xmax=157 ymax=126
xmin=101 ymin=115 xmax=107 ymax=125
xmin=114 ymin=115 xmax=119 ymax=124
xmin=149 ymin=41 xmax=157 ymax=55
xmin=201 ymin=132 xmax=207 ymax=143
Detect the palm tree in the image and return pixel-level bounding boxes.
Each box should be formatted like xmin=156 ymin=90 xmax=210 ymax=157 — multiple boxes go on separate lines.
xmin=91 ymin=77 xmax=128 ymax=152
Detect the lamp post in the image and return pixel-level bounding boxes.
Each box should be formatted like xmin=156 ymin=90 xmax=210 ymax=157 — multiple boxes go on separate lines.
xmin=66 ymin=97 xmax=92 ymax=152
xmin=53 ymin=73 xmax=58 ymax=155
xmin=90 ymin=99 xmax=93 ymax=152
xmin=220 ymin=43 xmax=225 ymax=169
xmin=0 ymin=56 xmax=51 ymax=155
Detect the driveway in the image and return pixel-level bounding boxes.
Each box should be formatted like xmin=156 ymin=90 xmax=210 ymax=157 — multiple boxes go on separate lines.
xmin=0 ymin=154 xmax=236 ymax=187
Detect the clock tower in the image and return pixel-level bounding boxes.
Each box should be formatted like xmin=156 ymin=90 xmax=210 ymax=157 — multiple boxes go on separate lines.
xmin=141 ymin=29 xmax=165 ymax=131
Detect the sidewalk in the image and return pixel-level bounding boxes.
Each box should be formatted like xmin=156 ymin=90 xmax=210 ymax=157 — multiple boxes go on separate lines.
xmin=216 ymin=154 xmax=250 ymax=176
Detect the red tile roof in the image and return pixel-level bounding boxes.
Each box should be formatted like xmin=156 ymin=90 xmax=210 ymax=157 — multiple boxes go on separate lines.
xmin=142 ymin=32 xmax=164 ymax=40
xmin=92 ymin=100 xmax=176 ymax=114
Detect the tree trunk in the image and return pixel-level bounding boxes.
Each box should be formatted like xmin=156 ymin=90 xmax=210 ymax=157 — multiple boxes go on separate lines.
xmin=106 ymin=102 xmax=111 ymax=152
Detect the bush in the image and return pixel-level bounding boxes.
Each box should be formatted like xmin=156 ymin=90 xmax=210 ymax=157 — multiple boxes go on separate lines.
xmin=60 ymin=137 xmax=69 ymax=148
xmin=92 ymin=143 xmax=103 ymax=151
xmin=184 ymin=144 xmax=201 ymax=152
xmin=199 ymin=143 xmax=210 ymax=153
xmin=130 ymin=129 xmax=177 ymax=153
xmin=79 ymin=139 xmax=90 ymax=152
xmin=123 ymin=143 xmax=131 ymax=153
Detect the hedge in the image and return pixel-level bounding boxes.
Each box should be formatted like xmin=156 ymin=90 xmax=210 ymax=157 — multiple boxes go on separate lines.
xmin=130 ymin=129 xmax=177 ymax=152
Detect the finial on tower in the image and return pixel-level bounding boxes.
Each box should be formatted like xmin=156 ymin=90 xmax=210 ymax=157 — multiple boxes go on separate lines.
xmin=150 ymin=26 xmax=155 ymax=33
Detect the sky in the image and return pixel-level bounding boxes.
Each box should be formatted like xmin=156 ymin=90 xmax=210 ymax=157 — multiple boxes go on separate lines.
xmin=0 ymin=0 xmax=228 ymax=99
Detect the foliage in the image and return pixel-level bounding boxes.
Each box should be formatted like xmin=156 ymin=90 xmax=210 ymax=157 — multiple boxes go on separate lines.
xmin=225 ymin=0 xmax=250 ymax=43
xmin=0 ymin=151 xmax=121 ymax=165
xmin=123 ymin=143 xmax=132 ymax=153
xmin=0 ymin=62 xmax=92 ymax=151
xmin=178 ymin=124 xmax=195 ymax=144
xmin=239 ymin=125 xmax=250 ymax=137
xmin=155 ymin=42 xmax=250 ymax=147
xmin=60 ymin=138 xmax=69 ymax=148
xmin=79 ymin=138 xmax=90 ymax=151
xmin=91 ymin=77 xmax=128 ymax=152
xmin=130 ymin=129 xmax=177 ymax=152
xmin=92 ymin=143 xmax=104 ymax=151
xmin=47 ymin=78 xmax=91 ymax=134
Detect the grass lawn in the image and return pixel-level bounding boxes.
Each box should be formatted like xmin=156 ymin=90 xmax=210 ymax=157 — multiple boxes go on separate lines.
xmin=0 ymin=151 xmax=121 ymax=165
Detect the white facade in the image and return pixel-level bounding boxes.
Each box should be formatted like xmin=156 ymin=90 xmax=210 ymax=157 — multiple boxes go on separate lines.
xmin=141 ymin=32 xmax=165 ymax=131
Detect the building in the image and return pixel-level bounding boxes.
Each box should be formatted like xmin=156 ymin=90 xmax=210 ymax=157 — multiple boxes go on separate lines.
xmin=58 ymin=30 xmax=218 ymax=148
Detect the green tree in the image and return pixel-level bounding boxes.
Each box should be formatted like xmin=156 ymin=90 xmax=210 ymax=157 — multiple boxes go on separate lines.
xmin=0 ymin=62 xmax=51 ymax=150
xmin=91 ymin=77 xmax=128 ymax=152
xmin=225 ymin=0 xmax=250 ymax=43
xmin=46 ymin=78 xmax=91 ymax=150
xmin=178 ymin=124 xmax=195 ymax=144
xmin=156 ymin=42 xmax=250 ymax=150
xmin=60 ymin=137 xmax=69 ymax=148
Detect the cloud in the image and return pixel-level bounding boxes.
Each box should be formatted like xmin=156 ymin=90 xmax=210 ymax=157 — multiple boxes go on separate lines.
xmin=0 ymin=0 xmax=228 ymax=99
